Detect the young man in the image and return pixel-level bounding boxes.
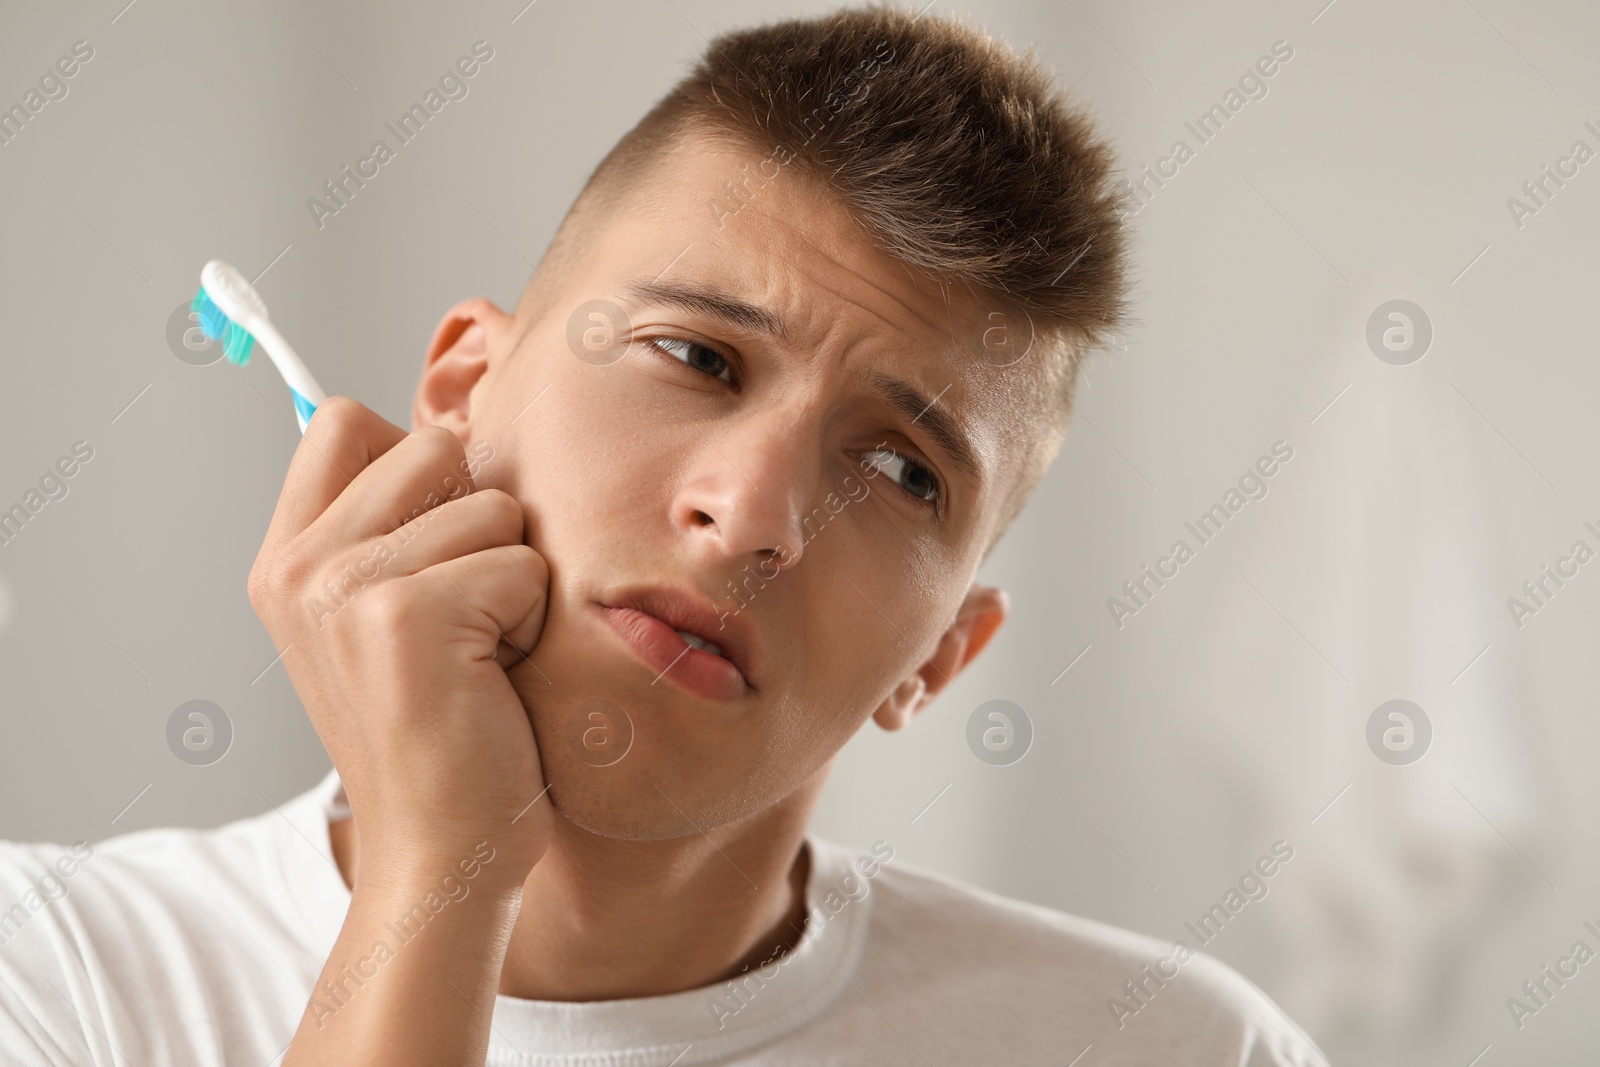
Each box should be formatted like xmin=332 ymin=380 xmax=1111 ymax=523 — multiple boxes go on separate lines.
xmin=0 ymin=6 xmax=1328 ymax=1065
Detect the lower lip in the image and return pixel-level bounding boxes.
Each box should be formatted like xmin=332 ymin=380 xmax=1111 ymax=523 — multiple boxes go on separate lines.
xmin=598 ymin=605 xmax=747 ymax=702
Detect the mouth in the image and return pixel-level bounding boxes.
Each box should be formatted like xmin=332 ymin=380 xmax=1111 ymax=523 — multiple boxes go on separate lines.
xmin=595 ymin=585 xmax=760 ymax=702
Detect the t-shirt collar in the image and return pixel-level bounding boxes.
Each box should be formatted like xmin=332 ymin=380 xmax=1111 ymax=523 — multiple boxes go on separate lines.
xmin=270 ymin=768 xmax=873 ymax=1066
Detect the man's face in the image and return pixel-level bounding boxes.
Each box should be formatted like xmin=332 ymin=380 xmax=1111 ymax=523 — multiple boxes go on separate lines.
xmin=423 ymin=131 xmax=1024 ymax=839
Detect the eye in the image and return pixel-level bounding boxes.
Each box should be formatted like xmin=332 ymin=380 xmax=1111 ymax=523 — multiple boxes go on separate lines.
xmin=649 ymin=337 xmax=733 ymax=384
xmin=864 ymin=447 xmax=942 ymax=510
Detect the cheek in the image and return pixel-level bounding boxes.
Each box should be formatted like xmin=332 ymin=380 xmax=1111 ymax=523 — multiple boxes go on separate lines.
xmin=477 ymin=393 xmax=645 ymax=551
xmin=800 ymin=546 xmax=941 ymax=703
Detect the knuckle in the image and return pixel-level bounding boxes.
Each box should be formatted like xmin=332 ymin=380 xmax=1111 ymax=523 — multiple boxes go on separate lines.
xmin=416 ymin=424 xmax=465 ymax=464
xmin=249 ymin=550 xmax=311 ymax=608
xmin=475 ymin=488 xmax=524 ymax=532
xmin=245 ymin=564 xmax=268 ymax=611
xmin=505 ymin=544 xmax=547 ymax=584
xmin=362 ymin=579 xmax=421 ymax=629
xmin=324 ymin=544 xmax=384 ymax=589
xmin=307 ymin=395 xmax=363 ymax=437
xmin=513 ymin=543 xmax=546 ymax=572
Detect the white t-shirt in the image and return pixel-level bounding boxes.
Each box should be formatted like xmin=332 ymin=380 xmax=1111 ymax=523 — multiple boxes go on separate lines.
xmin=0 ymin=771 xmax=1327 ymax=1065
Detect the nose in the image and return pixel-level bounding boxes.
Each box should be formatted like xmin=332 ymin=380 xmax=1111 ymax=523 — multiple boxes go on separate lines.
xmin=671 ymin=415 xmax=814 ymax=569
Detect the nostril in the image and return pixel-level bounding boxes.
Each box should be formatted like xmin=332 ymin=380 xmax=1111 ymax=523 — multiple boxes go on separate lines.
xmin=692 ymin=510 xmax=715 ymax=527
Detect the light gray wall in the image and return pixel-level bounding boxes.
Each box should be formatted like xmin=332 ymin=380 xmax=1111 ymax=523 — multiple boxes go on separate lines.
xmin=3 ymin=1 xmax=1597 ymax=1063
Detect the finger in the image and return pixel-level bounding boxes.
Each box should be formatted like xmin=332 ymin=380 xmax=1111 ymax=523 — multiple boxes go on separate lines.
xmin=418 ymin=544 xmax=548 ymax=658
xmin=306 ymin=424 xmax=477 ymax=547
xmin=378 ymin=489 xmax=525 ymax=578
xmin=260 ymin=398 xmax=408 ymax=557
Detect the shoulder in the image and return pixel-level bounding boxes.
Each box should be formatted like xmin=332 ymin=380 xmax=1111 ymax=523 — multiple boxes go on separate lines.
xmin=811 ymin=838 xmax=1328 ymax=1066
xmin=0 ymin=790 xmax=310 ymax=937
xmin=0 ymin=799 xmax=307 ymax=979
xmin=0 ymin=778 xmax=343 ymax=1065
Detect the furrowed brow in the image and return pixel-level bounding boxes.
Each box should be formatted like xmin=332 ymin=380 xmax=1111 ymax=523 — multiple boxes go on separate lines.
xmin=620 ymin=279 xmax=977 ymax=485
xmin=865 ymin=370 xmax=981 ymax=486
xmin=620 ymin=279 xmax=788 ymax=342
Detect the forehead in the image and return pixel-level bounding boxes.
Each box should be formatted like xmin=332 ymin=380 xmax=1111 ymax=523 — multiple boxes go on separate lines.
xmin=618 ymin=132 xmax=963 ymax=350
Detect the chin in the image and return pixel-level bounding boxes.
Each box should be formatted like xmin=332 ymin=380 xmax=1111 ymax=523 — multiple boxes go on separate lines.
xmin=534 ymin=724 xmax=783 ymax=844
xmin=507 ymin=627 xmax=795 ymax=841
xmin=545 ymin=778 xmax=687 ymax=842
xmin=517 ymin=689 xmax=689 ymax=842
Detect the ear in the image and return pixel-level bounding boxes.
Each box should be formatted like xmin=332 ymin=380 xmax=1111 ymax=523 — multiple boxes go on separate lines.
xmin=872 ymin=583 xmax=1008 ymax=731
xmin=413 ymin=297 xmax=516 ymax=435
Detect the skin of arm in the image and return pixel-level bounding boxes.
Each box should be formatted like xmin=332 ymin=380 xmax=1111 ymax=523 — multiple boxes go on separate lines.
xmin=285 ymin=857 xmax=526 ymax=1067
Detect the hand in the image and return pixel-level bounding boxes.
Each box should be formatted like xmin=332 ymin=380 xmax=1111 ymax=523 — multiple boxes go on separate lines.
xmin=247 ymin=397 xmax=552 ymax=887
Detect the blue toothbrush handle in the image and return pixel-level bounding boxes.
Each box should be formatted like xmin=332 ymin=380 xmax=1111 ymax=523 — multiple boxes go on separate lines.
xmin=291 ymin=389 xmax=318 ymax=435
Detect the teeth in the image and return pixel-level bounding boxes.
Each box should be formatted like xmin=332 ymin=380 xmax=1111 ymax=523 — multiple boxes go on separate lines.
xmin=675 ymin=629 xmax=725 ymax=657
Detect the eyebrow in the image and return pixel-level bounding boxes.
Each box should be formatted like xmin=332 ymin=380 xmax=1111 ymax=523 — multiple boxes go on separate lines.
xmin=621 ymin=279 xmax=788 ymax=342
xmin=621 ymin=277 xmax=981 ymax=487
xmin=863 ymin=370 xmax=981 ymax=486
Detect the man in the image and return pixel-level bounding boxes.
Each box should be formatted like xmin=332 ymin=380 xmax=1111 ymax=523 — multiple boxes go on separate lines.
xmin=0 ymin=6 xmax=1328 ymax=1064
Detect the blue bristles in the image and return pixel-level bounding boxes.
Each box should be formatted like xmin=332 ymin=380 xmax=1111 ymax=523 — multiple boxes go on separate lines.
xmin=191 ymin=286 xmax=256 ymax=365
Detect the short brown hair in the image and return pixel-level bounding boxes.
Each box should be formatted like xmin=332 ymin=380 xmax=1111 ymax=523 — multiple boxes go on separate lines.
xmin=534 ymin=3 xmax=1132 ymax=545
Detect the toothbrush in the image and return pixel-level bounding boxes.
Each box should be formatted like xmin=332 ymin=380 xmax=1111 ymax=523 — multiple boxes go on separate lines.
xmin=192 ymin=259 xmax=328 ymax=434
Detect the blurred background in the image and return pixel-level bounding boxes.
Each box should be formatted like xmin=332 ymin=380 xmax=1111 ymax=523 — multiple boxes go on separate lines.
xmin=2 ymin=0 xmax=1596 ymax=1063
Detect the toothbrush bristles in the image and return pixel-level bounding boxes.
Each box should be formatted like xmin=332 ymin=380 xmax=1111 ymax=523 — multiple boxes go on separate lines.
xmin=192 ymin=286 xmax=256 ymax=366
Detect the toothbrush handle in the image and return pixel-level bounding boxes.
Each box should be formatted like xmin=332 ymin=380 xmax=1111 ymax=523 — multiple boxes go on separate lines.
xmin=252 ymin=318 xmax=328 ymax=435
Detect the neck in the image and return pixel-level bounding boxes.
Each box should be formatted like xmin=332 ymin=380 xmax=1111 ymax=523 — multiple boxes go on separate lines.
xmin=328 ymin=777 xmax=822 ymax=1002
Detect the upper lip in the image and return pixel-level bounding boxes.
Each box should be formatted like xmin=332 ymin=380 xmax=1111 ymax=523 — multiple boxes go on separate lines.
xmin=600 ymin=584 xmax=763 ymax=688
